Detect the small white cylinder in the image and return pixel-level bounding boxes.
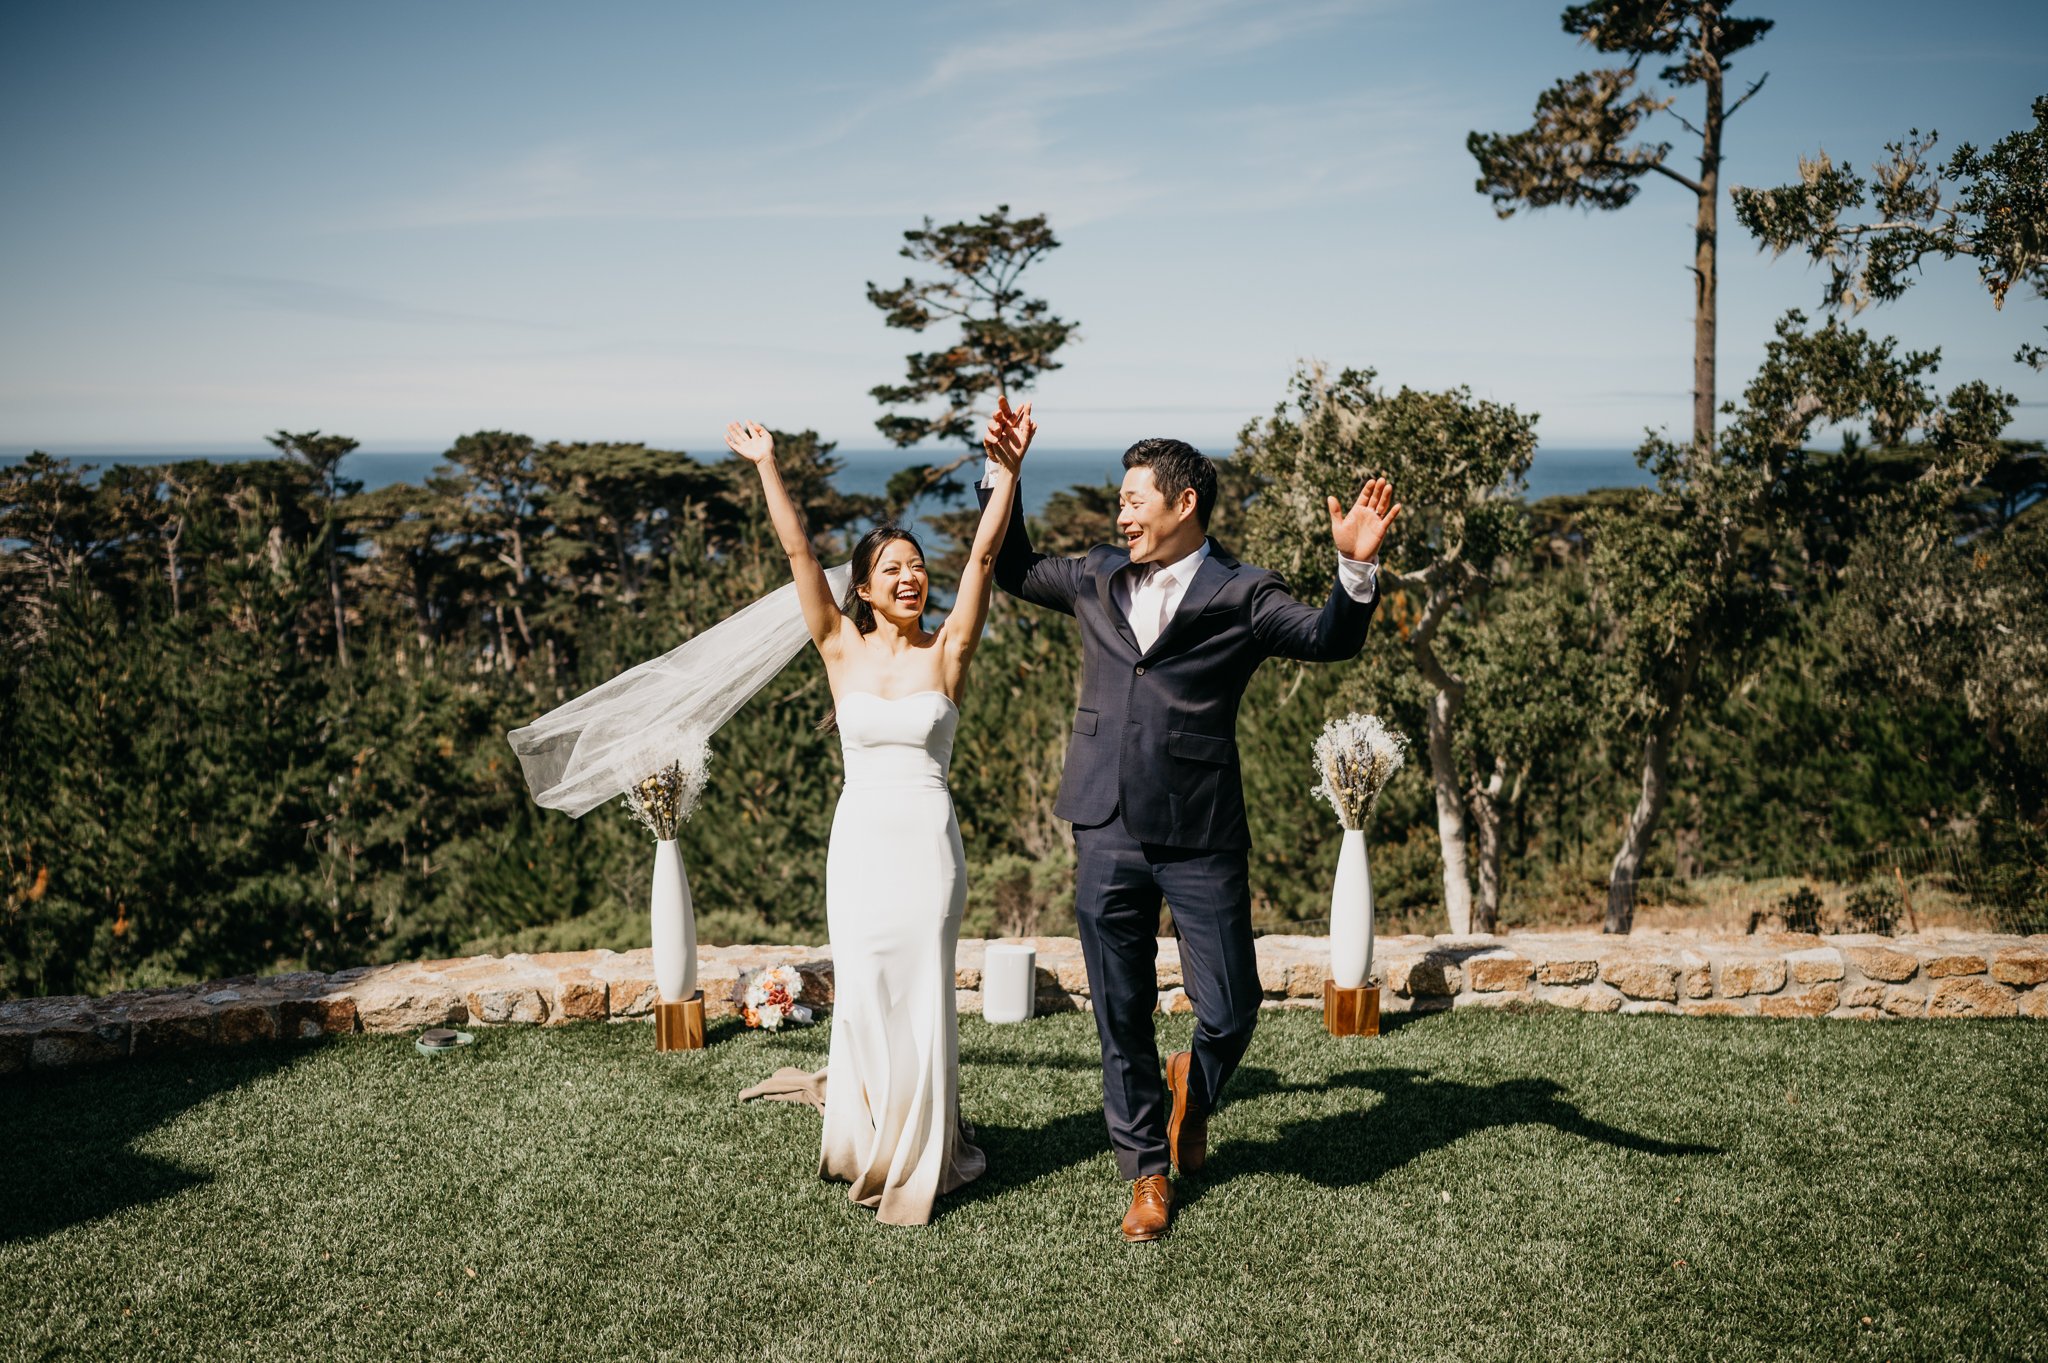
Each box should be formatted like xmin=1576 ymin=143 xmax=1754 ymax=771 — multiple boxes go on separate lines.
xmin=982 ymin=943 xmax=1036 ymax=1024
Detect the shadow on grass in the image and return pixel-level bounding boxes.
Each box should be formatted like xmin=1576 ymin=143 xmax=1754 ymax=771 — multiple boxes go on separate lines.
xmin=1202 ymin=1065 xmax=1722 ymax=1196
xmin=0 ymin=1043 xmax=320 ymax=1246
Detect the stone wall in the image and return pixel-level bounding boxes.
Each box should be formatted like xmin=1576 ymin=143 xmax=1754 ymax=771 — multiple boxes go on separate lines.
xmin=4 ymin=929 xmax=2044 ymax=1072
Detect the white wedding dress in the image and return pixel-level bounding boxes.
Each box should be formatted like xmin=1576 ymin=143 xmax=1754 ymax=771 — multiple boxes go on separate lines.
xmin=817 ymin=689 xmax=986 ymax=1224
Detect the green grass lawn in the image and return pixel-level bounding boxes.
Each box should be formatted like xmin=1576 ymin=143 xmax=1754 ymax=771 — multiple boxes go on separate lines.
xmin=3 ymin=1008 xmax=2043 ymax=1363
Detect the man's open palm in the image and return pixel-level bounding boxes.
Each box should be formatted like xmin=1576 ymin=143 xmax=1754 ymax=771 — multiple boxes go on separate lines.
xmin=1328 ymin=477 xmax=1402 ymax=562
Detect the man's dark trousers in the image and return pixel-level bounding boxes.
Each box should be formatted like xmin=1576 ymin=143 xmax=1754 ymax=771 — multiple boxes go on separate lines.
xmin=1074 ymin=810 xmax=1262 ymax=1178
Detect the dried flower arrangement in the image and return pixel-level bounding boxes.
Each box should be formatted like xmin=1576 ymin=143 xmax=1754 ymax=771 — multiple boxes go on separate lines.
xmin=1311 ymin=713 xmax=1408 ymax=830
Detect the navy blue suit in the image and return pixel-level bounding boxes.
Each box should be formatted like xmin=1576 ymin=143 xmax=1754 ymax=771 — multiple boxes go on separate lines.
xmin=984 ymin=482 xmax=1377 ymax=1177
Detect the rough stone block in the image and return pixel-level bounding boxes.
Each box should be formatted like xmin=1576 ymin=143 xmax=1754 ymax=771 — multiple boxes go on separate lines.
xmin=1620 ymin=1000 xmax=1678 ymax=1015
xmin=1680 ymin=1000 xmax=1748 ymax=1017
xmin=1600 ymin=957 xmax=1678 ymax=1002
xmin=1840 ymin=981 xmax=1884 ymax=1009
xmin=1157 ymin=987 xmax=1197 ymax=1015
xmin=795 ymin=961 xmax=836 ymax=1008
xmin=0 ymin=996 xmax=95 ymax=1031
xmin=1286 ymin=960 xmax=1331 ymax=999
xmin=1544 ymin=985 xmax=1623 ymax=1014
xmin=1720 ymin=959 xmax=1788 ymax=997
xmin=466 ymin=987 xmax=548 ymax=1026
xmin=955 ymin=989 xmax=981 ymax=1014
xmin=1679 ymin=950 xmax=1712 ymax=999
xmin=1759 ymin=984 xmax=1839 ymax=1018
xmin=0 ymin=1032 xmax=28 ymax=1074
xmin=1928 ymin=977 xmax=2019 ymax=1019
xmin=954 ymin=965 xmax=983 ymax=990
xmin=1389 ymin=954 xmax=1462 ymax=997
xmin=1786 ymin=948 xmax=1845 ymax=984
xmin=1846 ymin=946 xmax=1919 ymax=984
xmin=1053 ymin=959 xmax=1092 ymax=994
xmin=31 ymin=1021 xmax=128 ymax=1068
xmin=553 ymin=976 xmax=608 ymax=1024
xmin=1991 ymin=946 xmax=2048 ymax=987
xmin=1536 ymin=959 xmax=1598 ymax=986
xmin=605 ymin=976 xmax=658 ymax=1018
xmin=1754 ymin=932 xmax=1824 ymax=951
xmin=2020 ymin=988 xmax=2048 ymax=1019
xmin=348 ymin=976 xmax=467 ymax=1032
xmin=131 ymin=996 xmax=216 ymax=1054
xmin=1925 ymin=954 xmax=1987 ymax=979
xmin=1467 ymin=956 xmax=1534 ymax=992
xmin=280 ymin=997 xmax=356 ymax=1039
xmin=1881 ymin=987 xmax=1927 ymax=1018
xmin=529 ymin=950 xmax=608 ymax=970
xmin=216 ymin=1004 xmax=279 ymax=1045
xmin=1447 ymin=989 xmax=1514 ymax=1009
xmin=1831 ymin=1006 xmax=1882 ymax=1020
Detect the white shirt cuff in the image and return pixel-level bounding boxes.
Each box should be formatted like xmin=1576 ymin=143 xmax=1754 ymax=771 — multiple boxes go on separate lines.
xmin=1335 ymin=553 xmax=1378 ymax=603
xmin=980 ymin=456 xmax=1001 ymax=489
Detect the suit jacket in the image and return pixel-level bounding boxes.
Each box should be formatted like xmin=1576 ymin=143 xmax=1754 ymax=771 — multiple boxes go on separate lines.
xmin=983 ymin=482 xmax=1377 ymax=851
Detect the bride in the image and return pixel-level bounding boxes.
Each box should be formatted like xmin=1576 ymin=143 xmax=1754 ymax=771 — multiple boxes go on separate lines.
xmin=726 ymin=399 xmax=1034 ymax=1226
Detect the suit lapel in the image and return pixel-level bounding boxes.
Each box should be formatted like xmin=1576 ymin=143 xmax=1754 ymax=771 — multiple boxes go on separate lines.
xmin=1095 ymin=552 xmax=1140 ymax=652
xmin=1141 ymin=542 xmax=1236 ymax=661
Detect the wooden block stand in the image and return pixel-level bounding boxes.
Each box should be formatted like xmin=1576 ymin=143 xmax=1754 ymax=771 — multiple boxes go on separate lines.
xmin=654 ymin=991 xmax=706 ymax=1051
xmin=1324 ymin=981 xmax=1380 ymax=1037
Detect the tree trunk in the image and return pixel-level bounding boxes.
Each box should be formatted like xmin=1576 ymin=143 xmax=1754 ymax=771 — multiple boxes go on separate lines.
xmin=1605 ymin=637 xmax=1702 ymax=933
xmin=1424 ymin=684 xmax=1473 ymax=935
xmin=1407 ymin=580 xmax=1475 ymax=933
xmin=1691 ymin=42 xmax=1723 ymax=456
xmin=1469 ymin=756 xmax=1509 ymax=934
xmin=326 ymin=539 xmax=349 ymax=668
xmin=163 ymin=518 xmax=182 ymax=617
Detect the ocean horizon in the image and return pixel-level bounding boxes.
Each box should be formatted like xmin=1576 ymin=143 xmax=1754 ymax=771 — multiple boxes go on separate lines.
xmin=2 ymin=445 xmax=1653 ymax=511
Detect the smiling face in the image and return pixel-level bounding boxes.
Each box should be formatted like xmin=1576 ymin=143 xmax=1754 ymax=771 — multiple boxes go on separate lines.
xmin=1117 ymin=466 xmax=1203 ymax=565
xmin=855 ymin=536 xmax=929 ymax=627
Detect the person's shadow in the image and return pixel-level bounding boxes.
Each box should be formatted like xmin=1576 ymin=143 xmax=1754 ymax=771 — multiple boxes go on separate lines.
xmin=944 ymin=1061 xmax=1720 ymax=1218
xmin=0 ymin=1044 xmax=318 ymax=1245
xmin=1202 ymin=1065 xmax=1722 ymax=1194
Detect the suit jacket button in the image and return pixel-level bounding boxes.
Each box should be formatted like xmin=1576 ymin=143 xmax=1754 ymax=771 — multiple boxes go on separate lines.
xmin=1135 ymin=665 xmax=1146 ymax=675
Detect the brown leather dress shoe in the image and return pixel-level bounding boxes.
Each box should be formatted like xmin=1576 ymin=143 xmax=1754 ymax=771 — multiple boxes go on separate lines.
xmin=1165 ymin=1050 xmax=1207 ymax=1175
xmin=1120 ymin=1174 xmax=1174 ymax=1242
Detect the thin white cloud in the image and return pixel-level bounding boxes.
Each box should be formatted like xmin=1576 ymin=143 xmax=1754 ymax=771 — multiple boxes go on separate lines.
xmin=349 ymin=0 xmax=1408 ymax=233
xmin=199 ymin=274 xmax=558 ymax=331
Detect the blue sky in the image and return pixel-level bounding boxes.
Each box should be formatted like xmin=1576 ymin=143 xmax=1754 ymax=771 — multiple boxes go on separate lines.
xmin=2 ymin=0 xmax=2042 ymax=456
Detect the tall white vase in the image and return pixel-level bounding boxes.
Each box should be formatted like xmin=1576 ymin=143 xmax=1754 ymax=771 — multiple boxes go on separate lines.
xmin=650 ymin=839 xmax=697 ymax=1003
xmin=1329 ymin=828 xmax=1375 ymax=990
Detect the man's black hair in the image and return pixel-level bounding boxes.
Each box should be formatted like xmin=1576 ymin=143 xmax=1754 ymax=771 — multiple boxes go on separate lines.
xmin=1122 ymin=438 xmax=1217 ymax=528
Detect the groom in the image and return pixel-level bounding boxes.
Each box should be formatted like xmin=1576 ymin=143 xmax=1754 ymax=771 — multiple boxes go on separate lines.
xmin=980 ymin=398 xmax=1401 ymax=1242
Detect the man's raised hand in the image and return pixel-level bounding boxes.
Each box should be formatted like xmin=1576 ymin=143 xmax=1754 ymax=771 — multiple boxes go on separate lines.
xmin=725 ymin=421 xmax=774 ymax=465
xmin=982 ymin=395 xmax=1037 ymax=475
xmin=1328 ymin=476 xmax=1403 ymax=563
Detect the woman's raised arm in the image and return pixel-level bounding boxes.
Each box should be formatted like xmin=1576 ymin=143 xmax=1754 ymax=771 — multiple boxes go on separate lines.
xmin=725 ymin=421 xmax=845 ymax=649
xmin=943 ymin=398 xmax=1036 ymax=692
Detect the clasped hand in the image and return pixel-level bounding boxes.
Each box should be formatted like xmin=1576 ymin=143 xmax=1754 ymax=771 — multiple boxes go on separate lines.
xmin=982 ymin=396 xmax=1036 ymax=475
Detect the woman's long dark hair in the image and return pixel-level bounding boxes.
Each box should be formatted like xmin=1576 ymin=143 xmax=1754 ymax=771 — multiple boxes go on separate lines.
xmin=820 ymin=524 xmax=926 ymax=733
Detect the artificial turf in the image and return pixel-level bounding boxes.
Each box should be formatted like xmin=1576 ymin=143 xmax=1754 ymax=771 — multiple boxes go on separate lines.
xmin=2 ymin=1007 xmax=2043 ymax=1363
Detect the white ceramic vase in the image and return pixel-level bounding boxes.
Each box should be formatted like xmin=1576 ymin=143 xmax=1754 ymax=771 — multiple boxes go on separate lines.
xmin=650 ymin=839 xmax=697 ymax=1003
xmin=1329 ymin=828 xmax=1375 ymax=990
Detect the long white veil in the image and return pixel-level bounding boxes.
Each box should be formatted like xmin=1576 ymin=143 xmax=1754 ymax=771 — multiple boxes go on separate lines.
xmin=507 ymin=562 xmax=852 ymax=818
